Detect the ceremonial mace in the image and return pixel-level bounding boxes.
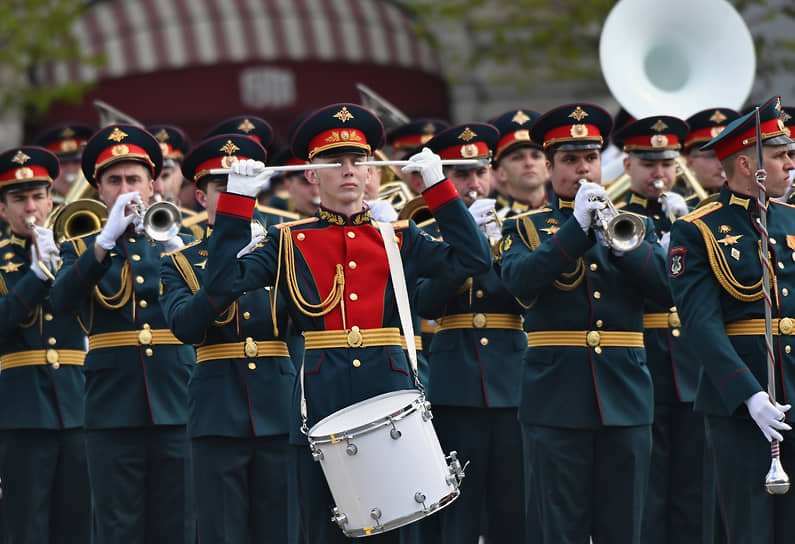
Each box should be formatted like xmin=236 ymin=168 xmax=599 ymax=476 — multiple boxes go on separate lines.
xmin=754 ymin=107 xmax=791 ymax=494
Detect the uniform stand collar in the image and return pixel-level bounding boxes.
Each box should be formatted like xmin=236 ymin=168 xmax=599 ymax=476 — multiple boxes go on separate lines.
xmin=317 ymin=204 xmax=371 ymax=226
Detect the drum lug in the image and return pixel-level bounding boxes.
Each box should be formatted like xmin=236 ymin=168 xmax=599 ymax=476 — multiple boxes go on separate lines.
xmin=421 ymin=401 xmax=433 ymax=421
xmin=331 ymin=507 xmax=348 ymax=528
xmin=388 ymin=418 xmax=402 ymax=440
xmin=311 ymin=446 xmax=324 ymax=462
xmin=345 ymin=437 xmax=358 ymax=456
xmin=414 ymin=491 xmax=428 ymax=512
xmin=370 ymin=507 xmax=383 ymax=529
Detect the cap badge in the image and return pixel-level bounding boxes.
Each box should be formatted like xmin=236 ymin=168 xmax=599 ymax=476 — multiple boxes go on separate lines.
xmin=220 ymin=140 xmax=241 ymax=155
xmin=333 ymin=107 xmax=354 ymax=123
xmin=111 ymin=144 xmax=130 ymax=156
xmin=458 ymin=127 xmax=477 ymax=142
xmin=514 ymin=129 xmax=530 ymax=141
xmin=651 ymin=120 xmax=669 ymax=132
xmin=155 ymin=129 xmax=170 ymax=142
xmin=422 ymin=122 xmax=436 ymax=134
xmin=221 ymin=156 xmax=239 ymax=168
xmin=238 ymin=118 xmax=256 ymax=133
xmin=651 ymin=134 xmax=669 ymax=147
xmin=61 ymin=127 xmax=76 ymax=138
xmin=14 ymin=167 xmax=34 ymax=179
xmin=778 ymin=119 xmax=786 ymax=131
xmin=107 ymin=128 xmax=128 ymax=142
xmin=460 ymin=144 xmax=479 ymax=158
xmin=710 ymin=126 xmax=725 ymax=138
xmin=570 ymin=124 xmax=588 ymax=138
xmin=60 ymin=140 xmax=78 ymax=152
xmin=512 ymin=110 xmax=531 ymax=125
xmin=710 ymin=110 xmax=728 ymax=124
xmin=775 ymin=98 xmax=782 ymax=112
xmin=11 ymin=150 xmax=30 ymax=165
xmin=569 ymin=106 xmax=588 ymax=121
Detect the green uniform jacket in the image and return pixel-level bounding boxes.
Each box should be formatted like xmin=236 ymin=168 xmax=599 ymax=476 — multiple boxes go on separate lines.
xmin=669 ymin=186 xmax=795 ymax=416
xmin=0 ymin=236 xmax=85 ymax=429
xmin=51 ymin=228 xmax=196 ymax=428
xmin=500 ymin=194 xmax=670 ymax=429
xmin=623 ymin=192 xmax=699 ymax=403
xmin=160 ymin=234 xmax=296 ymax=437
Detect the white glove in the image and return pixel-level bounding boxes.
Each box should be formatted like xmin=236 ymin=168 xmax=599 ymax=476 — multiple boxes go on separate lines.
xmin=161 ymin=235 xmax=185 ymax=253
xmin=236 ymin=221 xmax=266 ymax=258
xmin=365 ymin=199 xmax=398 ymax=222
xmin=468 ymin=198 xmax=501 ymax=241
xmin=227 ymin=159 xmax=272 ymax=198
xmin=659 ymin=231 xmax=671 ymax=252
xmin=661 ymin=191 xmax=688 ymax=219
xmin=574 ymin=181 xmax=608 ymax=233
xmin=30 ymin=226 xmax=59 ymax=281
xmin=96 ymin=192 xmax=139 ymax=250
xmin=401 ymin=147 xmax=444 ymax=189
xmin=745 ymin=391 xmax=792 ymax=442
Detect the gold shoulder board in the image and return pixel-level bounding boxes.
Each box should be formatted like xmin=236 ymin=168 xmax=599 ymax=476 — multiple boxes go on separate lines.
xmin=680 ymin=201 xmax=722 ymax=223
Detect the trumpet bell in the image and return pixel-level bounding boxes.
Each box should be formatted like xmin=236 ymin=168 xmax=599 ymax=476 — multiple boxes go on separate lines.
xmin=48 ymin=199 xmax=108 ymax=243
xmin=606 ymin=212 xmax=646 ymax=253
xmin=143 ymin=201 xmax=182 ymax=243
xmin=600 ymin=0 xmax=755 ymax=119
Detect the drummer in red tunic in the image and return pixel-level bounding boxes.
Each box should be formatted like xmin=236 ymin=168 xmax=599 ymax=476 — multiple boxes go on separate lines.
xmin=201 ymin=103 xmax=491 ymax=543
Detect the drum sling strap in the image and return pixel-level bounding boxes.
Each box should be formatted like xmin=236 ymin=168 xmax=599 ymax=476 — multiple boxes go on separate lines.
xmin=299 ymin=221 xmax=422 ymax=434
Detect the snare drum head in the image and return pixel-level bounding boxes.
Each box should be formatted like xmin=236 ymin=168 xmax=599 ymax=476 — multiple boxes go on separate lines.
xmin=309 ymin=389 xmax=419 ymax=438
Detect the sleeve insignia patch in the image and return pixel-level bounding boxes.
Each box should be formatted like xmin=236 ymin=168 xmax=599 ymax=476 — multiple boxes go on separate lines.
xmin=669 ymin=246 xmax=686 ymax=277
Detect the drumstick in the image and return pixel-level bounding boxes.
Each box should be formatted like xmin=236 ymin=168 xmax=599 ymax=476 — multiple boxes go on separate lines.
xmin=355 ymin=159 xmax=489 ymax=167
xmin=209 ymin=163 xmax=341 ymax=175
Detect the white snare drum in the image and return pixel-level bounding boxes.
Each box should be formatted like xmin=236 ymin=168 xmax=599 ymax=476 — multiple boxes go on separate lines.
xmin=308 ymin=389 xmax=464 ymax=537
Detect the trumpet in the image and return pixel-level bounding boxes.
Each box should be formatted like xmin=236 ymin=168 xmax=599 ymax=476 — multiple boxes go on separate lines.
xmin=653 ymin=179 xmax=687 ymax=221
xmin=132 ymin=200 xmax=182 ymax=245
xmin=579 ymin=179 xmax=646 ymax=252
xmin=25 ymin=216 xmax=56 ymax=281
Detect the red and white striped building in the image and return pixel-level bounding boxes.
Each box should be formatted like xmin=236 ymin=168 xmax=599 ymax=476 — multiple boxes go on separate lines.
xmin=37 ymin=0 xmax=449 ymax=145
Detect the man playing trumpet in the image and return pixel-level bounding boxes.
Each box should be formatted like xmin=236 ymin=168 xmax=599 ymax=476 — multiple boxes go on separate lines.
xmin=500 ymin=103 xmax=670 ymax=544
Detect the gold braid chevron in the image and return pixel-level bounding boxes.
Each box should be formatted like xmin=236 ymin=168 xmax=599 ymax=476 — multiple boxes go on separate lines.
xmin=694 ymin=219 xmax=765 ymax=302
xmin=0 ymin=271 xmax=6 ymax=296
xmin=272 ymin=226 xmax=346 ymax=335
xmin=171 ymin=251 xmax=236 ymax=326
xmin=517 ymin=215 xmax=584 ymax=291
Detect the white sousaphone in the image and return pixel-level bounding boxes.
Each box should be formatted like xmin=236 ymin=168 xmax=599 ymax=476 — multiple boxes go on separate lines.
xmin=599 ymin=0 xmax=756 ymax=186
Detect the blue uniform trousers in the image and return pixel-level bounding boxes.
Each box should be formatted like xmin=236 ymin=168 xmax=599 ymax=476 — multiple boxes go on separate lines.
xmin=641 ymin=402 xmax=704 ymax=544
xmin=86 ymin=425 xmax=194 ymax=544
xmin=192 ymin=435 xmax=289 ymax=543
xmin=433 ymin=406 xmax=526 ymax=544
xmin=705 ymin=415 xmax=795 ymax=544
xmin=524 ymin=423 xmax=651 ymax=544
xmin=0 ymin=429 xmax=91 ymax=544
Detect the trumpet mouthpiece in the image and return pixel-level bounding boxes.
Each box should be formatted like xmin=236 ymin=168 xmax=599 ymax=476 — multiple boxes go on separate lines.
xmin=653 ymin=179 xmax=664 ymax=190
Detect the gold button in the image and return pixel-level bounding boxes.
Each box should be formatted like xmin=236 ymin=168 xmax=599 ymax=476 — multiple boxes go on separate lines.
xmin=138 ymin=329 xmax=153 ymax=345
xmin=132 ymin=254 xmax=141 ymax=261
xmin=779 ymin=262 xmax=785 ymax=270
xmin=589 ymin=263 xmax=598 ymax=272
xmin=593 ymin=291 xmax=601 ymax=299
xmin=347 ymin=232 xmax=356 ymax=239
xmin=136 ymin=275 xmax=144 ymax=284
xmin=594 ymin=346 xmax=602 ymax=354
xmin=143 ymin=323 xmax=151 ymax=329
xmin=472 ymin=313 xmax=487 ymax=328
xmin=784 ymin=289 xmax=790 ymax=297
xmin=46 ymin=349 xmax=59 ymax=365
xmin=780 ymin=317 xmax=793 ymax=335
xmin=248 ymin=362 xmax=257 ymax=370
xmin=586 ymin=331 xmax=601 ymax=347
xmin=139 ymin=299 xmax=148 ymax=308
xmin=145 ymin=348 xmax=153 ymax=357
xmin=672 ymin=328 xmax=681 ymax=337
xmin=349 ymin=293 xmax=358 ymax=301
xmin=128 ymin=237 xmax=136 ymax=243
xmin=348 ymin=261 xmax=357 ymax=269
xmin=48 ymin=337 xmax=56 ymax=346
xmin=347 ymin=326 xmax=363 ymax=348
xmin=771 ymin=238 xmax=777 ymax=245
xmin=596 ymin=320 xmax=604 ymax=328
xmin=352 ymin=359 xmax=361 ymax=368
xmin=297 ymin=233 xmax=306 ymax=241
xmin=480 ymin=337 xmax=489 ymax=346
xmin=475 ymin=290 xmax=484 ymax=298
xmin=44 ymin=313 xmax=53 ymax=321
xmin=243 ymin=312 xmax=251 ymax=319
xmin=787 ymin=345 xmax=792 ymax=354
xmin=668 ymin=311 xmax=681 ymax=328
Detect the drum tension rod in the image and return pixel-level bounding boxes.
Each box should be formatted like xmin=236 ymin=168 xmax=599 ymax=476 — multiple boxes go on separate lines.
xmin=388 ymin=417 xmax=402 ymax=439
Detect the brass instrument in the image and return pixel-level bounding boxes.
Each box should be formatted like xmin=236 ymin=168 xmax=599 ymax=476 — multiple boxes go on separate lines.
xmin=47 ymin=199 xmax=108 ymax=243
xmin=397 ymin=195 xmax=433 ymax=226
xmin=579 ymin=179 xmax=646 ymax=252
xmin=133 ymin=200 xmax=182 ymax=245
xmin=25 ymin=216 xmax=56 ymax=281
xmin=376 ymin=180 xmax=414 ymax=212
xmin=61 ymin=171 xmax=97 ymax=204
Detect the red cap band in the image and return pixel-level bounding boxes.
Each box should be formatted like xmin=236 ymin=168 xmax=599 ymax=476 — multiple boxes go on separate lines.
xmin=308 ymin=128 xmax=370 ymax=159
